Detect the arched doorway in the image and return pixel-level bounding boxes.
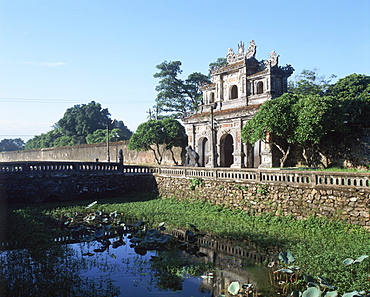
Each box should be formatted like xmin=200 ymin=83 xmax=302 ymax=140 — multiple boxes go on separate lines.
xmin=198 ymin=137 xmax=208 ymax=167
xmin=220 ymin=134 xmax=234 ymax=167
xmin=245 ymin=142 xmax=261 ymax=168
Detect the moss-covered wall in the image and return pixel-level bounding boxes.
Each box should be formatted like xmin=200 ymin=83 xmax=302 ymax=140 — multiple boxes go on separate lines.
xmin=154 ymin=175 xmax=370 ymax=229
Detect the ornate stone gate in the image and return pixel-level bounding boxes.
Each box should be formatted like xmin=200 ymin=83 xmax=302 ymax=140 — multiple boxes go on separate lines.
xmin=183 ymin=40 xmax=294 ymax=168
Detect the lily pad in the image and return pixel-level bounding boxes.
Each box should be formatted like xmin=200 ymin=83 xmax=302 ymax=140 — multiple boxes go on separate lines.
xmin=279 ymin=251 xmax=296 ymax=265
xmin=291 ymin=291 xmax=302 ymax=297
xmin=158 ymin=222 xmax=166 ymax=230
xmin=185 ymin=230 xmax=195 ymax=237
xmin=188 ymin=223 xmax=199 ymax=231
xmin=343 ymin=258 xmax=354 ymax=265
xmin=324 ymin=291 xmax=338 ymax=297
xmin=227 ymin=281 xmax=240 ymax=295
xmin=129 ymin=237 xmax=141 ymax=244
xmin=341 ymin=291 xmax=362 ymax=297
xmin=94 ymin=229 xmax=104 ymax=238
xmin=86 ymin=201 xmax=97 ymax=209
xmin=156 ymin=234 xmax=171 ymax=244
xmin=147 ymin=229 xmax=159 ymax=236
xmin=277 ymin=268 xmax=294 ymax=274
xmin=302 ymin=287 xmax=322 ymax=297
xmin=353 ymin=255 xmax=369 ymax=264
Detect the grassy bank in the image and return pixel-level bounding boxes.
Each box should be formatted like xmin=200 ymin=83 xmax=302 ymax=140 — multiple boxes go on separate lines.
xmin=3 ymin=193 xmax=370 ymax=294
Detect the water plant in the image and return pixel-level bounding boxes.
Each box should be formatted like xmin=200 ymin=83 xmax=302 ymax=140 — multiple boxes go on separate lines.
xmin=270 ymin=252 xmax=370 ymax=297
xmin=4 ymin=194 xmax=370 ymax=294
xmin=227 ymin=281 xmax=255 ymax=296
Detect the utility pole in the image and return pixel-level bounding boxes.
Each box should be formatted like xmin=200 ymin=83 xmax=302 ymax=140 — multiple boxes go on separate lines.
xmin=207 ymin=106 xmax=218 ymax=167
xmin=106 ymin=119 xmax=115 ymax=162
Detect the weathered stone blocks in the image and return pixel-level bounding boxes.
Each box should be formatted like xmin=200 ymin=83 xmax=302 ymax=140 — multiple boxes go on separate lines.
xmin=154 ymin=175 xmax=370 ymax=229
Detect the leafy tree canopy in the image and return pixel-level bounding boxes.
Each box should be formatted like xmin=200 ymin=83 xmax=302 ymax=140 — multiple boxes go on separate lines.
xmin=0 ymin=138 xmax=25 ymax=152
xmin=243 ymin=72 xmax=370 ymax=167
xmin=25 ymin=101 xmax=132 ymax=149
xmin=86 ymin=128 xmax=123 ymax=144
xmin=288 ymin=69 xmax=336 ymax=96
xmin=242 ymin=93 xmax=345 ymax=166
xmin=208 ymin=57 xmax=228 ymax=75
xmin=326 ymin=73 xmax=370 ymax=100
xmin=153 ymin=61 xmax=210 ymax=119
xmin=128 ymin=119 xmax=186 ymax=165
xmin=327 ymin=74 xmax=370 ymax=128
xmin=25 ymin=130 xmax=64 ymax=150
xmin=56 ymin=101 xmax=111 ymax=139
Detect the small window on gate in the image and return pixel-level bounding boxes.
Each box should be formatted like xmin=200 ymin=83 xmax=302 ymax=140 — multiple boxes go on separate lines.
xmin=230 ymin=85 xmax=238 ymax=99
xmin=257 ymin=81 xmax=264 ymax=94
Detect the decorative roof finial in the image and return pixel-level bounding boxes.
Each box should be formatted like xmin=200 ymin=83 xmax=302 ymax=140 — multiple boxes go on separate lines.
xmin=246 ymin=40 xmax=257 ymax=59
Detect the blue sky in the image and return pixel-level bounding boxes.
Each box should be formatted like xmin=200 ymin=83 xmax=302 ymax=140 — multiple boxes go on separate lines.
xmin=1 ymin=0 xmax=369 ymax=142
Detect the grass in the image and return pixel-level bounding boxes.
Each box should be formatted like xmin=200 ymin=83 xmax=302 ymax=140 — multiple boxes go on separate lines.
xmin=3 ymin=193 xmax=370 ymax=294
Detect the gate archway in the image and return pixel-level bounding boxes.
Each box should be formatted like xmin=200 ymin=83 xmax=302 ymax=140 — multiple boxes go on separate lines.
xmin=220 ymin=134 xmax=234 ymax=167
xmin=197 ymin=137 xmax=209 ymax=167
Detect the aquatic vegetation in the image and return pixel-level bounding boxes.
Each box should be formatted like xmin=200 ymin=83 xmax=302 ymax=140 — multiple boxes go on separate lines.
xmin=3 ymin=194 xmax=370 ymax=295
xmin=270 ymin=252 xmax=370 ymax=297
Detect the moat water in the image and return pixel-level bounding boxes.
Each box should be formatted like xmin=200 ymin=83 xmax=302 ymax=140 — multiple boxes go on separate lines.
xmin=0 ymin=233 xmax=276 ymax=297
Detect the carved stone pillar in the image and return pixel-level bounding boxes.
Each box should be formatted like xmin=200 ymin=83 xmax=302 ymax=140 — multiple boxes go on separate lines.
xmin=231 ymin=119 xmax=245 ymax=168
xmin=259 ymin=132 xmax=273 ymax=168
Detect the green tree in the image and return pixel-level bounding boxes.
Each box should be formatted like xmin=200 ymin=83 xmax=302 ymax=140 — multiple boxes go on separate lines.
xmin=242 ymin=94 xmax=344 ymax=167
xmin=292 ymin=95 xmax=345 ymax=165
xmin=0 ymin=138 xmax=25 ymax=151
xmin=153 ymin=61 xmax=210 ymax=119
xmin=208 ymin=57 xmax=228 ymax=75
xmin=161 ymin=118 xmax=187 ymax=165
xmin=128 ymin=119 xmax=186 ymax=165
xmin=326 ymin=73 xmax=370 ymax=100
xmin=86 ymin=128 xmax=124 ymax=144
xmin=56 ymin=101 xmax=111 ymax=144
xmin=327 ymin=74 xmax=370 ymax=129
xmin=53 ymin=135 xmax=75 ymax=147
xmin=288 ymin=69 xmax=336 ymax=96
xmin=24 ymin=102 xmax=132 ymax=149
xmin=113 ymin=120 xmax=133 ymax=140
xmin=25 ymin=130 xmax=64 ymax=150
xmin=241 ymin=93 xmax=300 ymax=167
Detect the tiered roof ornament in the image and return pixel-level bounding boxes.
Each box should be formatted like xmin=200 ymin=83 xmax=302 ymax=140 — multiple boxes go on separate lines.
xmin=226 ymin=40 xmax=257 ymax=64
xmin=221 ymin=40 xmax=293 ymax=76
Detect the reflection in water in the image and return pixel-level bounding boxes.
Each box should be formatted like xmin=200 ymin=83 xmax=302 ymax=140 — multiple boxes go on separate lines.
xmin=1 ymin=234 xmax=276 ymax=296
xmin=72 ymin=238 xmax=212 ymax=297
xmin=0 ymin=244 xmax=120 ymax=296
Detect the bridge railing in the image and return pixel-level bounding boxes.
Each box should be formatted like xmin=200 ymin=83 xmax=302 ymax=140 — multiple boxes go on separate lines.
xmin=0 ymin=161 xmax=121 ymax=173
xmin=2 ymin=162 xmax=370 ymax=190
xmin=122 ymin=165 xmax=370 ymax=190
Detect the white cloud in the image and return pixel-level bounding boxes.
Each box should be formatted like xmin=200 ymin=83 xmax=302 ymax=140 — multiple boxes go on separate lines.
xmin=21 ymin=61 xmax=66 ymax=67
xmin=40 ymin=62 xmax=66 ymax=67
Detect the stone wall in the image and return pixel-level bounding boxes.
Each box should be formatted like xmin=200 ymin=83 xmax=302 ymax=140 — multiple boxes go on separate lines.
xmin=0 ymin=168 xmax=157 ymax=203
xmin=153 ymin=175 xmax=370 ymax=228
xmin=0 ymin=141 xmax=183 ymax=166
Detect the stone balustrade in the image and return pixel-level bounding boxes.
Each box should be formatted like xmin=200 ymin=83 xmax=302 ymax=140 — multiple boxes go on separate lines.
xmin=0 ymin=161 xmax=120 ymax=173
xmin=121 ymin=165 xmax=370 ymax=190
xmin=2 ymin=162 xmax=370 ymax=191
xmin=1 ymin=162 xmax=369 ymax=227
